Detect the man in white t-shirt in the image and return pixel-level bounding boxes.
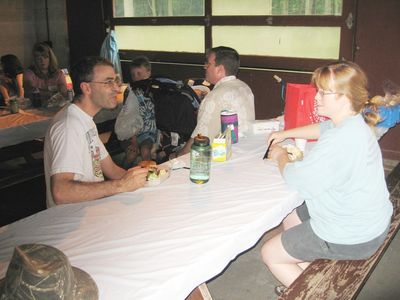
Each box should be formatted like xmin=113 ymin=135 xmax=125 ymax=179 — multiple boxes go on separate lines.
xmin=176 ymin=46 xmax=255 ymax=156
xmin=44 ymin=57 xmax=148 ymax=207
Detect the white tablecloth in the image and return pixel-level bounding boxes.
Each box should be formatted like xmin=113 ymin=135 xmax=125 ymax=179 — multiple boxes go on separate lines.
xmin=0 ymin=133 xmax=303 ymax=299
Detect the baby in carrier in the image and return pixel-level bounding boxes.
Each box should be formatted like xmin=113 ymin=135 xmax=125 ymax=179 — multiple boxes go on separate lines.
xmin=114 ymin=56 xmax=156 ymax=168
xmin=363 ymin=80 xmax=400 ymax=139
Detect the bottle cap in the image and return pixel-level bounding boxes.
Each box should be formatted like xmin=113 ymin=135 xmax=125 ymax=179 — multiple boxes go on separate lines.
xmin=221 ymin=110 xmax=236 ymax=116
xmin=194 ymin=134 xmax=210 ymax=146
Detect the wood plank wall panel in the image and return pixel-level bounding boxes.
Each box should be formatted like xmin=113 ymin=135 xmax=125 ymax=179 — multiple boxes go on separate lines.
xmin=66 ymin=0 xmax=106 ymax=67
xmin=354 ymin=0 xmax=400 ymax=160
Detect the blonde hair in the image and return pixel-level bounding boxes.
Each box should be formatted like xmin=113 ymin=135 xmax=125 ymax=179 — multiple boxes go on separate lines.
xmin=311 ymin=61 xmax=369 ymax=113
xmin=31 ymin=42 xmax=60 ymax=78
xmin=363 ymin=96 xmax=383 ymax=126
xmin=364 ymin=81 xmax=400 ymax=126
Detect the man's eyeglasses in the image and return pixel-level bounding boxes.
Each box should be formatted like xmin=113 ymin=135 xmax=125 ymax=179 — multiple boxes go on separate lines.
xmin=89 ymin=77 xmax=122 ymax=87
xmin=317 ymin=90 xmax=339 ymax=97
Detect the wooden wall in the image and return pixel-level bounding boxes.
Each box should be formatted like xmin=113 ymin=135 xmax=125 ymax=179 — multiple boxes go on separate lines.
xmin=354 ymin=0 xmax=400 ymax=160
xmin=0 ymin=0 xmax=69 ymax=68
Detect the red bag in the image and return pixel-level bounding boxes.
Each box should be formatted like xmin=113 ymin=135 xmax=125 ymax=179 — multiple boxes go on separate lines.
xmin=284 ymin=83 xmax=325 ymax=130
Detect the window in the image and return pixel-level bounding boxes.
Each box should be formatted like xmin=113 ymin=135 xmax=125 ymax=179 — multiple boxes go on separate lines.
xmin=212 ymin=0 xmax=342 ymax=16
xmin=115 ymin=25 xmax=204 ymax=52
xmin=114 ymin=0 xmax=204 ymax=17
xmin=213 ymin=26 xmax=340 ymax=59
xmin=109 ymin=0 xmax=354 ymax=71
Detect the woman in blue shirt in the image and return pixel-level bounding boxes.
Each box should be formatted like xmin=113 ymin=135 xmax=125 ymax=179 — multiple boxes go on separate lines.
xmin=261 ymin=61 xmax=393 ymax=294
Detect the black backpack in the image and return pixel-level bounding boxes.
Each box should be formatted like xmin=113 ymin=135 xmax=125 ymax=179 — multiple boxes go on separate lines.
xmin=130 ymin=77 xmax=201 ymax=159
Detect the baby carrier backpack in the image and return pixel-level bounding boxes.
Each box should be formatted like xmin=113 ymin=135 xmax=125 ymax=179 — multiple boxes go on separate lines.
xmin=131 ymin=77 xmax=201 ymax=161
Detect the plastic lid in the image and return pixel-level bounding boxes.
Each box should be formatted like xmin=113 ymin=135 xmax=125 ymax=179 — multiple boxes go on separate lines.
xmin=221 ymin=110 xmax=236 ymax=116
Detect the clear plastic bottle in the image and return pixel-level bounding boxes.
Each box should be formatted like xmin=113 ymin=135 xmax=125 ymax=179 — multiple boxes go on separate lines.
xmin=190 ymin=135 xmax=211 ymax=184
xmin=67 ymin=89 xmax=74 ymax=102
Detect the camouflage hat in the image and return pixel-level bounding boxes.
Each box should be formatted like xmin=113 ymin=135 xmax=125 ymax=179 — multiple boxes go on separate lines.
xmin=0 ymin=244 xmax=98 ymax=300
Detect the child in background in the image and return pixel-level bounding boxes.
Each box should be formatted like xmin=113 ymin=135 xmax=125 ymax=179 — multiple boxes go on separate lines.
xmin=114 ymin=56 xmax=157 ymax=168
xmin=363 ymin=80 xmax=400 ymax=139
xmin=0 ymin=54 xmax=24 ymax=105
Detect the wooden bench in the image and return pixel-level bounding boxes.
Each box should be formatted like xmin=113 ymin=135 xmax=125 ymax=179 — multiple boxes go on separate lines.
xmin=279 ymin=162 xmax=400 ymax=300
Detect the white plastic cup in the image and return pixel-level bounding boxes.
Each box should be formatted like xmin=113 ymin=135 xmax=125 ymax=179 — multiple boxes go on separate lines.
xmin=295 ymin=138 xmax=307 ymax=152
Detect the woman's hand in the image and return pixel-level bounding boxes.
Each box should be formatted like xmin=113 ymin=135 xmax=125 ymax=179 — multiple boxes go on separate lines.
xmin=269 ymin=144 xmax=291 ymax=175
xmin=267 ymin=130 xmax=287 ymax=146
xmin=269 ymin=144 xmax=288 ymax=162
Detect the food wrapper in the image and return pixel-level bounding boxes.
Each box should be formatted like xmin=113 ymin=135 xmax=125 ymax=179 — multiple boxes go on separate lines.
xmin=212 ymin=128 xmax=232 ymax=162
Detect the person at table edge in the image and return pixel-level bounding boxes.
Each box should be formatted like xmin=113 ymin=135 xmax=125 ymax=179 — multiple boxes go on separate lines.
xmin=0 ymin=54 xmax=24 ymax=105
xmin=262 ymin=61 xmax=393 ymax=293
xmin=23 ymin=42 xmax=68 ymax=101
xmin=44 ymin=56 xmax=147 ymax=207
xmin=176 ymin=46 xmax=255 ymax=156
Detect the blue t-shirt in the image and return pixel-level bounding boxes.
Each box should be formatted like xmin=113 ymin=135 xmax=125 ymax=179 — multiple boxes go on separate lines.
xmin=284 ymin=115 xmax=392 ymax=244
xmin=376 ymin=104 xmax=400 ymax=128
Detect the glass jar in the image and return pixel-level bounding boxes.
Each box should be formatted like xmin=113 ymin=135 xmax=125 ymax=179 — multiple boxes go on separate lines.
xmin=9 ymin=98 xmax=19 ymax=114
xmin=32 ymin=88 xmax=41 ymax=108
xmin=190 ymin=135 xmax=211 ymax=184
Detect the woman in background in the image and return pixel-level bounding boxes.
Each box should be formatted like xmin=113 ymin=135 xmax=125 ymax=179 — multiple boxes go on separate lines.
xmin=23 ymin=42 xmax=67 ymax=101
xmin=0 ymin=54 xmax=24 ymax=105
xmin=261 ymin=61 xmax=393 ymax=295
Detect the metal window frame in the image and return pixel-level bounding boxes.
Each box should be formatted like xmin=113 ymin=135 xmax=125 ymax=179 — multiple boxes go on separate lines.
xmin=105 ymin=0 xmax=356 ymax=72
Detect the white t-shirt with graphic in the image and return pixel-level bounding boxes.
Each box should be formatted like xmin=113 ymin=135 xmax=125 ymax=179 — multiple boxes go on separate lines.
xmin=44 ymin=104 xmax=109 ymax=207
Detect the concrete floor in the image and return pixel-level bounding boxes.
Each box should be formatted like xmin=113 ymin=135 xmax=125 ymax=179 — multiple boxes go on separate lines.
xmin=206 ymin=159 xmax=400 ymax=300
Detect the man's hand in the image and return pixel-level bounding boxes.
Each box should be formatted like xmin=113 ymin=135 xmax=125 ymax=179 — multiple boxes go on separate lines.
xmin=118 ymin=166 xmax=148 ymax=192
xmin=168 ymin=152 xmax=178 ymax=159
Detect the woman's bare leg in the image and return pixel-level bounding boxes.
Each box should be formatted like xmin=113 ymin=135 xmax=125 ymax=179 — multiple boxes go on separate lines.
xmin=261 ymin=232 xmax=304 ymax=287
xmin=283 ymin=209 xmax=302 ymax=230
xmin=261 ymin=208 xmax=312 ymax=286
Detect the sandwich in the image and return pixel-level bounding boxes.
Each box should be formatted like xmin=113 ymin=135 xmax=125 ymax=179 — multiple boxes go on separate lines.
xmin=139 ymin=160 xmax=168 ymax=182
xmin=139 ymin=160 xmax=157 ymax=168
xmin=285 ymin=145 xmax=304 ymax=161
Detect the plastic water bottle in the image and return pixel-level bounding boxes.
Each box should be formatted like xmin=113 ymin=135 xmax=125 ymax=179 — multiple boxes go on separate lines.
xmin=190 ymin=135 xmax=211 ymax=184
xmin=67 ymin=89 xmax=74 ymax=102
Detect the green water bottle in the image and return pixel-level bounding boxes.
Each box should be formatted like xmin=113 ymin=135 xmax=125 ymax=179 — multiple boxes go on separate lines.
xmin=190 ymin=134 xmax=211 ymax=184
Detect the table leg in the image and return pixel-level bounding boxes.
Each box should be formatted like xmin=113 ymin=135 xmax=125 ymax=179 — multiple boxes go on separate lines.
xmin=186 ymin=283 xmax=213 ymax=300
